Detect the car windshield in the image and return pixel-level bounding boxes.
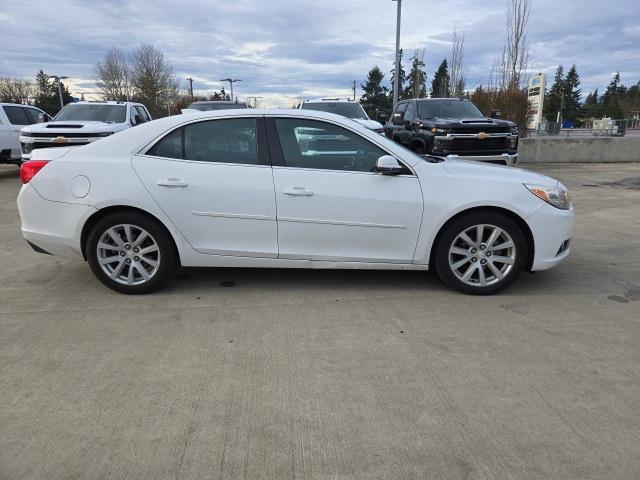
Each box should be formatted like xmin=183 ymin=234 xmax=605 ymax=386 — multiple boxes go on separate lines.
xmin=54 ymin=104 xmax=127 ymax=123
xmin=188 ymin=103 xmax=247 ymax=111
xmin=301 ymin=102 xmax=368 ymax=120
xmin=417 ymin=100 xmax=484 ymax=119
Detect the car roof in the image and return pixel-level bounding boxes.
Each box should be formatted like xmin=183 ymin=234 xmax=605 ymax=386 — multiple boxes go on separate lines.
xmin=303 ymin=98 xmax=356 ymax=103
xmin=408 ymin=98 xmax=470 ymax=102
xmin=66 ymin=101 xmax=145 ymax=107
xmin=190 ymin=101 xmax=247 ymax=105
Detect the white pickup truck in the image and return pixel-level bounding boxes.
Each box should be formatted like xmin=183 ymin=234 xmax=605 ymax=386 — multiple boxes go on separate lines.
xmin=20 ymin=101 xmax=152 ymax=160
xmin=0 ymin=103 xmax=51 ymax=165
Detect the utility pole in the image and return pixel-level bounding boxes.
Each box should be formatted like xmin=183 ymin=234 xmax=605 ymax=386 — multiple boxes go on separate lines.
xmin=220 ymin=78 xmax=241 ymax=102
xmin=392 ymin=0 xmax=402 ymax=110
xmin=352 ymin=80 xmax=356 ymax=101
xmin=556 ymin=91 xmax=565 ymax=124
xmin=186 ymin=76 xmax=194 ymax=100
xmin=48 ymin=75 xmax=69 ymax=111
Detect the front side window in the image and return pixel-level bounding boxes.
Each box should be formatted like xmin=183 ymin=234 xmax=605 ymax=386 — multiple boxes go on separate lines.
xmin=274 ymin=118 xmax=387 ymax=172
xmin=147 ymin=118 xmax=258 ymax=165
xmin=55 ymin=104 xmax=127 ymax=123
xmin=3 ymin=106 xmax=30 ymax=125
xmin=404 ymin=102 xmax=415 ymax=121
xmin=135 ymin=106 xmax=150 ymax=122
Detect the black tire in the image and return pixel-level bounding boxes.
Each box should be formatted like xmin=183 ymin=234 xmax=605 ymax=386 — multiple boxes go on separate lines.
xmin=434 ymin=211 xmax=527 ymax=295
xmin=412 ymin=143 xmax=426 ymax=155
xmin=86 ymin=212 xmax=177 ymax=294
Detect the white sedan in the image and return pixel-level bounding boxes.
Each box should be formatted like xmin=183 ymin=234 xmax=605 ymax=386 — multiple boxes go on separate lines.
xmin=17 ymin=109 xmax=574 ymax=295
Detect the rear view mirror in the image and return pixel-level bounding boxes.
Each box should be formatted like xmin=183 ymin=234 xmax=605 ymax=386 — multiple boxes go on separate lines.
xmin=375 ymin=155 xmax=405 ymax=175
xmin=392 ymin=113 xmax=404 ymax=125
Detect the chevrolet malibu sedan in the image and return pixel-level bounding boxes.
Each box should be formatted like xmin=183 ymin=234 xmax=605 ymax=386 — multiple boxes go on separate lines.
xmin=17 ymin=109 xmax=574 ymax=295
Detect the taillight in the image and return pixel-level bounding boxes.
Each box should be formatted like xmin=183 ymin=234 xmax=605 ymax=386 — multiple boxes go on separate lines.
xmin=20 ymin=160 xmax=50 ymax=184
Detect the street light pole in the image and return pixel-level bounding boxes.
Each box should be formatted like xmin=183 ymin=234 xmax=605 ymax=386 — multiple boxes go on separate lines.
xmin=220 ymin=78 xmax=241 ymax=102
xmin=48 ymin=75 xmax=69 ymax=111
xmin=392 ymin=0 xmax=402 ymax=110
xmin=186 ymin=76 xmax=194 ymax=100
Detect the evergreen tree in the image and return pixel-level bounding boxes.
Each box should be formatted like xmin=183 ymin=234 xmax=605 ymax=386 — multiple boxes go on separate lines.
xmin=389 ymin=48 xmax=406 ymax=102
xmin=33 ymin=70 xmax=72 ymax=115
xmin=360 ymin=66 xmax=391 ymax=119
xmin=404 ymin=47 xmax=427 ymax=99
xmin=581 ymin=89 xmax=601 ymax=118
xmin=431 ymin=58 xmax=450 ymax=98
xmin=543 ymin=65 xmax=564 ymax=122
xmin=563 ymin=65 xmax=582 ymax=124
xmin=601 ymin=72 xmax=624 ymax=118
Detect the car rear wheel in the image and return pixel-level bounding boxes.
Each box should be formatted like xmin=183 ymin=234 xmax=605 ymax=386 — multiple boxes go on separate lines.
xmin=86 ymin=212 xmax=176 ymax=294
xmin=434 ymin=211 xmax=527 ymax=295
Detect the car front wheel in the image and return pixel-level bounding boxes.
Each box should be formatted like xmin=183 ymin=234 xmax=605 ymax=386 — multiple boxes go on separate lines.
xmin=86 ymin=212 xmax=176 ymax=294
xmin=435 ymin=212 xmax=527 ymax=295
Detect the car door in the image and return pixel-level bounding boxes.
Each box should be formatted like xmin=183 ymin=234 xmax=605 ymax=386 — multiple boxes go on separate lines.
xmin=133 ymin=116 xmax=278 ymax=258
xmin=2 ymin=106 xmax=30 ymax=158
xmin=267 ymin=117 xmax=423 ymax=263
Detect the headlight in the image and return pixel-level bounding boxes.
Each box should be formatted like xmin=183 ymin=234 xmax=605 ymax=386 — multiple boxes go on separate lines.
xmin=431 ymin=127 xmax=448 ymax=134
xmin=524 ymin=184 xmax=571 ymax=210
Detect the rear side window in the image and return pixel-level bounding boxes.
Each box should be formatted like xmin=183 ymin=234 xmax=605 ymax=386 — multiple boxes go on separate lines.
xmin=148 ymin=128 xmax=182 ymax=159
xmin=146 ymin=118 xmax=258 ymax=165
xmin=3 ymin=106 xmax=30 ymax=125
xmin=184 ymin=118 xmax=257 ymax=164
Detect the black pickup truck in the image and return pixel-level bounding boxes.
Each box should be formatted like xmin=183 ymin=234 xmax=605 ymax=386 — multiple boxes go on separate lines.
xmin=384 ymin=98 xmax=519 ymax=165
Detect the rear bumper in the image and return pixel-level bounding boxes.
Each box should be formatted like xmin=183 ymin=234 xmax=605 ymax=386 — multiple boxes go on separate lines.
xmin=17 ymin=183 xmax=96 ymax=259
xmin=527 ymin=202 xmax=575 ymax=271
xmin=443 ymin=153 xmax=518 ymax=166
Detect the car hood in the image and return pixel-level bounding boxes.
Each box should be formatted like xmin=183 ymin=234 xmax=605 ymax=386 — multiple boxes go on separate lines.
xmin=21 ymin=121 xmax=125 ymax=134
xmin=441 ymin=158 xmax=560 ymax=188
xmin=351 ymin=118 xmax=384 ymax=130
xmin=427 ymin=117 xmax=516 ymax=128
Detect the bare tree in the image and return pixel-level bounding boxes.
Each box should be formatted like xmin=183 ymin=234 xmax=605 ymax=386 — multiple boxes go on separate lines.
xmin=449 ymin=29 xmax=467 ymax=97
xmin=130 ymin=44 xmax=178 ymax=118
xmin=95 ymin=48 xmax=131 ymax=101
xmin=502 ymin=0 xmax=532 ymax=90
xmin=0 ymin=77 xmax=34 ymax=104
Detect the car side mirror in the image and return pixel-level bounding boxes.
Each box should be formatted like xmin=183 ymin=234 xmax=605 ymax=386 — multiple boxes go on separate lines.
xmin=37 ymin=113 xmax=47 ymax=123
xmin=490 ymin=110 xmax=502 ymax=119
xmin=378 ymin=113 xmax=388 ymax=122
xmin=375 ymin=155 xmax=404 ymax=175
xmin=392 ymin=113 xmax=403 ymax=125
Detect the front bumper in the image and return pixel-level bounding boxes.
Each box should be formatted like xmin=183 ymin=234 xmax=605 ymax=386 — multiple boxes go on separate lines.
xmin=443 ymin=153 xmax=518 ymax=166
xmin=527 ymin=202 xmax=575 ymax=271
xmin=17 ymin=183 xmax=96 ymax=259
xmin=20 ymin=136 xmax=100 ymax=160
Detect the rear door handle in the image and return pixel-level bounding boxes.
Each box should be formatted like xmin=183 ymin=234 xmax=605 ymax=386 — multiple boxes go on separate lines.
xmin=283 ymin=187 xmax=313 ymax=196
xmin=157 ymin=178 xmax=188 ymax=188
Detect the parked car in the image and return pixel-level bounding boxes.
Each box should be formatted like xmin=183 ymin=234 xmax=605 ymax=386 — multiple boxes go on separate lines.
xmin=385 ymin=98 xmax=519 ymax=165
xmin=17 ymin=109 xmax=573 ymax=295
xmin=0 ymin=103 xmax=51 ymax=165
xmin=186 ymin=101 xmax=250 ymax=111
xmin=299 ymin=98 xmax=384 ymax=133
xmin=20 ymin=101 xmax=151 ymax=160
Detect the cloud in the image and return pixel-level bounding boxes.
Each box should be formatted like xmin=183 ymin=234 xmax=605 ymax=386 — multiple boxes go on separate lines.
xmin=1 ymin=0 xmax=638 ymax=107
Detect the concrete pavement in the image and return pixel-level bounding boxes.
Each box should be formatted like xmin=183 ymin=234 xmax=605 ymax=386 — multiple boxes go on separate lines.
xmin=1 ymin=163 xmax=639 ymax=479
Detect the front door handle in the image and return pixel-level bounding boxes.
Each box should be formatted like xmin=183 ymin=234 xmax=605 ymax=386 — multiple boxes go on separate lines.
xmin=283 ymin=187 xmax=313 ymax=196
xmin=157 ymin=178 xmax=188 ymax=188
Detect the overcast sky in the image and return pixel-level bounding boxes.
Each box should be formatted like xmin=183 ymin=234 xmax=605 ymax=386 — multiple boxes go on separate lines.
xmin=1 ymin=0 xmax=638 ymax=107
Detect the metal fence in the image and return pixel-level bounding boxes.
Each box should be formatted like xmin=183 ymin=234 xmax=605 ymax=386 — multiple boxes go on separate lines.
xmin=526 ymin=120 xmax=640 ymax=138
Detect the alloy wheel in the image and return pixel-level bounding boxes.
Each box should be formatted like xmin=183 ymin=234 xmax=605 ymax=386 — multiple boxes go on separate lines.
xmin=96 ymin=224 xmax=161 ymax=286
xmin=448 ymin=224 xmax=516 ymax=287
